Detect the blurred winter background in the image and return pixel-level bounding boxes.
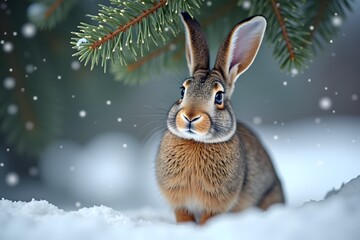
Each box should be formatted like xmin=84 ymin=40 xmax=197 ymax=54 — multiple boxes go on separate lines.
xmin=1 ymin=0 xmax=360 ymax=213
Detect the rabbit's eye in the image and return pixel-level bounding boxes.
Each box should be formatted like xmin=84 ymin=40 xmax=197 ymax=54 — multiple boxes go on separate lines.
xmin=215 ymin=91 xmax=224 ymax=105
xmin=180 ymin=86 xmax=185 ymax=99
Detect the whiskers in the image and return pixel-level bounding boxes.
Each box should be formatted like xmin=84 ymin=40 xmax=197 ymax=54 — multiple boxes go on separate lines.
xmin=130 ymin=105 xmax=169 ymax=147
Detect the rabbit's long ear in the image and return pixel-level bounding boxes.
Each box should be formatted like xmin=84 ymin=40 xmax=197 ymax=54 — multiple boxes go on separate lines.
xmin=214 ymin=16 xmax=266 ymax=97
xmin=180 ymin=12 xmax=209 ymax=75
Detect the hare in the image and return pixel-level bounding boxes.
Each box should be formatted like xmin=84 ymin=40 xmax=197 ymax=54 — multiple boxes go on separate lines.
xmin=156 ymin=12 xmax=285 ymax=225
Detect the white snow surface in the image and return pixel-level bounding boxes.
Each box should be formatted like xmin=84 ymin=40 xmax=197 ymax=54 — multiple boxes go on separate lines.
xmin=1 ymin=176 xmax=360 ymax=240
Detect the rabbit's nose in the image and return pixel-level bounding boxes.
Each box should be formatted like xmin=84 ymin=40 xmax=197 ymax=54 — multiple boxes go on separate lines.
xmin=182 ymin=114 xmax=201 ymax=123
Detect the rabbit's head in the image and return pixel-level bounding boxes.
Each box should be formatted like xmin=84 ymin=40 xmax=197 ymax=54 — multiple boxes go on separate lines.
xmin=167 ymin=12 xmax=266 ymax=143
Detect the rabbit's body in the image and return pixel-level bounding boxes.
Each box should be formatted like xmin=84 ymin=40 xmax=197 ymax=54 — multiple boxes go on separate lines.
xmin=157 ymin=122 xmax=284 ymax=223
xmin=156 ymin=13 xmax=284 ymax=224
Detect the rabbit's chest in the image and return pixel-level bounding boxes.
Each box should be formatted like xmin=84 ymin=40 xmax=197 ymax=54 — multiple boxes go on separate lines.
xmin=159 ymin=142 xmax=234 ymax=186
xmin=157 ymin=133 xmax=244 ymax=206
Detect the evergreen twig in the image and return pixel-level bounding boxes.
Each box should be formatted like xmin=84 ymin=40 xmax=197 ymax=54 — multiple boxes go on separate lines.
xmin=44 ymin=0 xmax=64 ymax=19
xmin=71 ymin=0 xmax=204 ymax=72
xmin=29 ymin=0 xmax=78 ymax=29
xmin=90 ymin=0 xmax=168 ymax=50
xmin=269 ymin=0 xmax=295 ymax=61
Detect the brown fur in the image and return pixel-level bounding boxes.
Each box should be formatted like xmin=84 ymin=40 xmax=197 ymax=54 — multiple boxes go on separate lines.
xmin=157 ymin=123 xmax=284 ymax=224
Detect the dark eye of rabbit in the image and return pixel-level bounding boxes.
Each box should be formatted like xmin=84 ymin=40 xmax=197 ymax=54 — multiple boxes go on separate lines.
xmin=180 ymin=86 xmax=185 ymax=99
xmin=215 ymin=92 xmax=223 ymax=105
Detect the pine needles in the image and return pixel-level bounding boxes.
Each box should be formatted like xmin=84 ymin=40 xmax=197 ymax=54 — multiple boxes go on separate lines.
xmin=71 ymin=0 xmax=203 ymax=73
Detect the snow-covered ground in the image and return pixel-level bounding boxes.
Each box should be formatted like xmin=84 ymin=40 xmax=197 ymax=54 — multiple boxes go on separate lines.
xmin=1 ymin=175 xmax=359 ymax=240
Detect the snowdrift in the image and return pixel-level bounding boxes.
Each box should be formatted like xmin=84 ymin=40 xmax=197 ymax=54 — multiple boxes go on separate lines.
xmin=1 ymin=176 xmax=360 ymax=240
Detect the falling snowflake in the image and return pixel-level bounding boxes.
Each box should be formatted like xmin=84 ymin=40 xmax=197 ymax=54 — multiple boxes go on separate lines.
xmin=291 ymin=68 xmax=299 ymax=77
xmin=7 ymin=104 xmax=18 ymax=115
xmin=29 ymin=166 xmax=38 ymax=177
xmin=252 ymin=116 xmax=262 ymax=125
xmin=3 ymin=77 xmax=15 ymax=89
xmin=351 ymin=94 xmax=358 ymax=101
xmin=106 ymin=100 xmax=111 ymax=106
xmin=71 ymin=61 xmax=81 ymax=70
xmin=2 ymin=42 xmax=13 ymax=53
xmin=169 ymin=44 xmax=176 ymax=51
xmin=25 ymin=64 xmax=35 ymax=74
xmin=242 ymin=0 xmax=251 ymax=10
xmin=25 ymin=121 xmax=35 ymax=130
xmin=21 ymin=23 xmax=37 ymax=38
xmin=319 ymin=97 xmax=332 ymax=110
xmin=27 ymin=3 xmax=46 ymax=22
xmin=79 ymin=110 xmax=87 ymax=118
xmin=331 ymin=16 xmax=342 ymax=27
xmin=6 ymin=172 xmax=19 ymax=187
xmin=117 ymin=118 xmax=122 ymax=122
xmin=314 ymin=117 xmax=322 ymax=124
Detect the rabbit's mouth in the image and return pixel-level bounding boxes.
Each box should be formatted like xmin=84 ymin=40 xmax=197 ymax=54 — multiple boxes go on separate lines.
xmin=177 ymin=129 xmax=206 ymax=142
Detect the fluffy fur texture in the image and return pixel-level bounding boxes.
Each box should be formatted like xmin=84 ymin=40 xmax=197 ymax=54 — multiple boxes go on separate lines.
xmin=156 ymin=12 xmax=284 ymax=225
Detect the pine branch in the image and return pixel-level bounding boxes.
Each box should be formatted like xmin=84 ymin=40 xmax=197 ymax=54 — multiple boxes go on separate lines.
xmin=302 ymin=0 xmax=354 ymax=52
xmin=245 ymin=0 xmax=313 ymax=71
xmin=44 ymin=0 xmax=64 ymax=19
xmin=90 ymin=0 xmax=168 ymax=50
xmin=71 ymin=0 xmax=204 ymax=72
xmin=269 ymin=0 xmax=295 ymax=61
xmin=110 ymin=0 xmax=243 ymax=83
xmin=29 ymin=0 xmax=78 ymax=29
